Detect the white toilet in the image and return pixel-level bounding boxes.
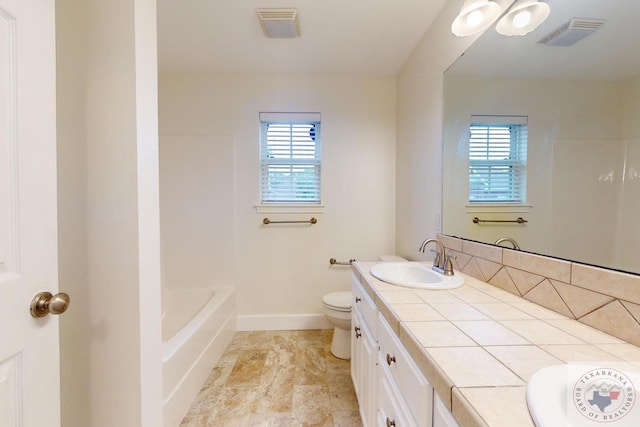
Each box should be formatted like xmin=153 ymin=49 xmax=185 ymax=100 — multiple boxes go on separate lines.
xmin=322 ymin=291 xmax=352 ymax=359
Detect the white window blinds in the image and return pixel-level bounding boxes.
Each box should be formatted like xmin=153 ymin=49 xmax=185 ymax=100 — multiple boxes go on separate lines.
xmin=468 ymin=115 xmax=527 ymax=203
xmin=260 ymin=113 xmax=321 ymax=204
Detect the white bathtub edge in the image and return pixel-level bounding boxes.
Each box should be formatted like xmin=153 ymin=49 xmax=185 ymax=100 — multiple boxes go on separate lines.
xmin=237 ymin=313 xmax=332 ymax=331
xmin=163 ymin=308 xmax=236 ymax=427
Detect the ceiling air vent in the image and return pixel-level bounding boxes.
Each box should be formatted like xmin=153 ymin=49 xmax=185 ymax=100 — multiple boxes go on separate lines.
xmin=538 ymin=18 xmax=605 ymax=47
xmin=256 ymin=8 xmax=300 ymax=38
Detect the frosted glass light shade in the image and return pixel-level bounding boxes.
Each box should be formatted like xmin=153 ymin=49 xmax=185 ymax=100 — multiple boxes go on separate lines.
xmin=496 ymin=0 xmax=550 ymax=36
xmin=451 ymin=0 xmax=503 ymax=37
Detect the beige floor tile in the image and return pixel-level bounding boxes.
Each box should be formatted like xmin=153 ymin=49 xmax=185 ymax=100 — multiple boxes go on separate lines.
xmin=248 ymin=412 xmax=293 ymax=427
xmin=328 ymin=375 xmax=359 ymax=412
xmin=331 ymin=410 xmax=363 ymax=427
xmin=294 ymin=347 xmax=327 ymax=385
xmin=297 ymin=329 xmax=329 ymax=348
xmin=182 ymin=329 xmax=355 ymax=426
xmin=212 ymin=385 xmax=259 ymax=420
xmin=200 ymin=363 xmax=234 ymax=391
xmin=326 ymin=354 xmax=350 ymax=377
xmin=256 ymin=364 xmax=295 ymax=413
xmin=291 ymin=384 xmax=332 ymax=425
xmin=179 ymin=414 xmax=210 ymax=427
xmin=226 ymin=349 xmax=269 ymax=387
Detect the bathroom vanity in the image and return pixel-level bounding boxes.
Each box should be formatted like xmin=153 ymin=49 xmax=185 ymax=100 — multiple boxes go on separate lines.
xmin=352 ymin=266 xmax=459 ymax=427
xmin=351 ymin=261 xmax=640 ymax=427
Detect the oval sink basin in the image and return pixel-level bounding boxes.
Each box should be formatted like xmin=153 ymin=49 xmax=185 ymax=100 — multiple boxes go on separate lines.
xmin=527 ymin=364 xmax=640 ymax=426
xmin=369 ymin=262 xmax=464 ymax=290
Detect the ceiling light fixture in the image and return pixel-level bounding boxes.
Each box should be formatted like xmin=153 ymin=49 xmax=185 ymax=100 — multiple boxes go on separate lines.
xmin=496 ymin=0 xmax=550 ymax=36
xmin=451 ymin=0 xmax=503 ymax=37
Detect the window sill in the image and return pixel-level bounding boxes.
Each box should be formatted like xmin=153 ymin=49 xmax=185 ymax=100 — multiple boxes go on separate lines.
xmin=255 ymin=204 xmax=325 ymax=214
xmin=465 ymin=204 xmax=532 ymax=213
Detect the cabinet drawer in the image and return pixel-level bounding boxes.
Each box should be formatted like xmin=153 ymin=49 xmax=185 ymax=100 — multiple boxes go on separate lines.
xmin=352 ymin=273 xmax=377 ymax=336
xmin=377 ymin=313 xmax=433 ymax=426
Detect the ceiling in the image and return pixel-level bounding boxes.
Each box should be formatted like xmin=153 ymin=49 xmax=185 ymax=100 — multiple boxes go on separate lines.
xmin=156 ymin=0 xmax=448 ymax=75
xmin=447 ymin=0 xmax=640 ymax=81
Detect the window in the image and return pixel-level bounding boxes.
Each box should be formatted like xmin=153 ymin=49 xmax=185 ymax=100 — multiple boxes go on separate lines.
xmin=260 ymin=112 xmax=321 ymax=204
xmin=468 ymin=115 xmax=527 ymax=204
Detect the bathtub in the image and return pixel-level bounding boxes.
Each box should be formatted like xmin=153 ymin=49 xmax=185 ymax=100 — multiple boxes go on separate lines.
xmin=162 ymin=287 xmax=236 ymax=427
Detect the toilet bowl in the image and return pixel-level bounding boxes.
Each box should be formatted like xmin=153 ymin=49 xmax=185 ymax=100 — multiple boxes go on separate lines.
xmin=322 ymin=291 xmax=352 ymax=359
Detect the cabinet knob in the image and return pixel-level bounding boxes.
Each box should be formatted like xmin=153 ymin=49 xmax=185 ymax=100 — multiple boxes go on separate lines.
xmin=386 ymin=417 xmax=396 ymax=427
xmin=354 ymin=326 xmax=362 ymax=338
xmin=386 ymin=353 xmax=396 ymax=366
xmin=355 ymin=297 xmax=362 ymax=303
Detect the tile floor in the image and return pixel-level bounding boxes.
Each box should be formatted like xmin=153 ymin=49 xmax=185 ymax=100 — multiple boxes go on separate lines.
xmin=180 ymin=329 xmax=363 ymax=426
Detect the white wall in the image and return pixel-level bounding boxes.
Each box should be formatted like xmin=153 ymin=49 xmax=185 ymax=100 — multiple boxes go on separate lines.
xmin=395 ymin=0 xmax=509 ymax=259
xmin=56 ymin=1 xmax=90 ymax=425
xmin=159 ymin=73 xmax=396 ymax=328
xmin=160 ymin=134 xmax=235 ymax=300
xmin=57 ymin=0 xmax=163 ymax=425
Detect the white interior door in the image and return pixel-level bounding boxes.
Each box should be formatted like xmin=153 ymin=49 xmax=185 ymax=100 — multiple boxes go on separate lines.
xmin=0 ymin=0 xmax=60 ymax=426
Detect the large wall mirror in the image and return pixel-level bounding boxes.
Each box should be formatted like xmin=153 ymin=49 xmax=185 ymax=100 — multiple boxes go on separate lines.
xmin=443 ymin=0 xmax=640 ymax=274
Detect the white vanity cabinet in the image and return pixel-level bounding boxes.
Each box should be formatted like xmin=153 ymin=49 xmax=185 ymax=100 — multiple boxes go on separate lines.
xmin=351 ymin=271 xmax=460 ymax=427
xmin=377 ymin=312 xmax=433 ymax=427
xmin=352 ymin=274 xmax=378 ymax=426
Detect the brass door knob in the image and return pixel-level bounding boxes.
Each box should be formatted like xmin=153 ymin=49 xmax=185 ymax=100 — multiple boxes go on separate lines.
xmin=30 ymin=291 xmax=71 ymax=318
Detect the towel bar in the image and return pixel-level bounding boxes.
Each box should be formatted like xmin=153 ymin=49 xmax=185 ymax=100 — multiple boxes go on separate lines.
xmin=263 ymin=217 xmax=317 ymax=225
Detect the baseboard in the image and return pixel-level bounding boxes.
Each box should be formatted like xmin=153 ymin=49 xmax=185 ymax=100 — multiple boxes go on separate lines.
xmin=237 ymin=313 xmax=333 ymax=331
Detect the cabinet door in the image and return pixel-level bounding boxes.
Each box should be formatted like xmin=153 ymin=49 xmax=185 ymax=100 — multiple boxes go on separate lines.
xmin=360 ymin=317 xmax=377 ymax=426
xmin=377 ymin=355 xmax=416 ymax=427
xmin=433 ymin=394 xmax=460 ymax=427
xmin=378 ymin=313 xmax=433 ymax=426
xmin=351 ymin=307 xmax=362 ymax=397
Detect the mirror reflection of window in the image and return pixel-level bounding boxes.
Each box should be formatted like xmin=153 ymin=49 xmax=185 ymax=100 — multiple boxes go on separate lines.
xmin=468 ymin=115 xmax=528 ymax=205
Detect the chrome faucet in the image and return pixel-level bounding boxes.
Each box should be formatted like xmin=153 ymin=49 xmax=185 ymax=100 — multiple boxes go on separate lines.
xmin=419 ymin=238 xmax=455 ymax=276
xmin=494 ymin=237 xmax=520 ymax=250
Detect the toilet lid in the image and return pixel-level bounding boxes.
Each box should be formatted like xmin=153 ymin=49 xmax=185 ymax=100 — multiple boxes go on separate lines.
xmin=323 ymin=291 xmax=352 ymax=311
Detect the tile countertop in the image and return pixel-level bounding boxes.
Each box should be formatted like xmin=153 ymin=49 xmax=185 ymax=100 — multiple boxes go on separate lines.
xmin=352 ymin=261 xmax=640 ymax=427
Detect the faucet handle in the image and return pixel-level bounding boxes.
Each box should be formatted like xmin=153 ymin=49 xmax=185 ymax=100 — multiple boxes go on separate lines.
xmin=429 ymin=249 xmax=441 ymax=267
xmin=443 ymin=253 xmax=456 ymax=276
